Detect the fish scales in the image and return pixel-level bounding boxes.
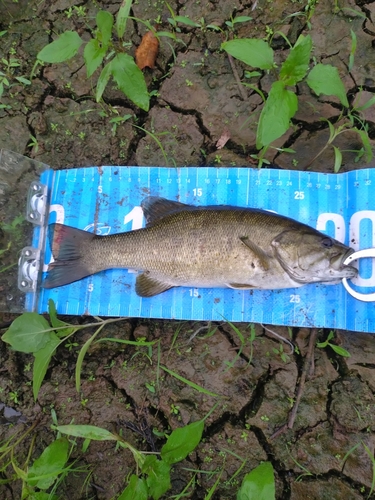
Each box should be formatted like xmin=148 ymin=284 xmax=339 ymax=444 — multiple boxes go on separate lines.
xmin=83 ymin=209 xmax=292 ymax=284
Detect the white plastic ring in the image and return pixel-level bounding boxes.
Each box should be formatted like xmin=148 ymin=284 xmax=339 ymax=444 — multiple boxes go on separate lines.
xmin=342 ymin=248 xmax=375 ymax=302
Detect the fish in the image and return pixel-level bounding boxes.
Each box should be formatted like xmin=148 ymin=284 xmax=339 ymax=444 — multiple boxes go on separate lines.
xmin=43 ymin=196 xmax=358 ymax=297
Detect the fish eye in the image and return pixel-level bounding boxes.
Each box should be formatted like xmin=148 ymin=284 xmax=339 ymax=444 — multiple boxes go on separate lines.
xmin=321 ymin=237 xmax=333 ymax=248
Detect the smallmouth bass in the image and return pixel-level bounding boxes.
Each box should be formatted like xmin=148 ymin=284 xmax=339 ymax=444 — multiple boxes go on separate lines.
xmin=43 ymin=197 xmax=357 ymax=297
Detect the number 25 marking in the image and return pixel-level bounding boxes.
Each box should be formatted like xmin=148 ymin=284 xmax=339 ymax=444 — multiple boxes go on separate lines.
xmin=294 ymin=191 xmax=305 ymax=200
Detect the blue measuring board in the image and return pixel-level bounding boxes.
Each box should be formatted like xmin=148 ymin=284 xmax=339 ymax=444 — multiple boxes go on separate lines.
xmin=32 ymin=166 xmax=375 ymax=333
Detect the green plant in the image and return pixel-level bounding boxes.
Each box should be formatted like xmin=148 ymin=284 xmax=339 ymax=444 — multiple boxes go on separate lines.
xmin=1 ymin=299 xmax=156 ymax=399
xmin=9 ymin=390 xmax=19 ymax=404
xmin=165 ymin=3 xmax=221 ymax=34
xmin=34 ymin=0 xmax=150 ymax=111
xmin=272 ymin=343 xmax=290 ymax=363
xmin=0 ymin=415 xmax=90 ymax=499
xmin=342 ymin=441 xmax=375 ymax=498
xmin=221 ymin=32 xmax=373 ymax=169
xmin=316 ymin=330 xmax=350 ymax=357
xmin=64 ymin=5 xmax=87 ymax=19
xmin=222 ymin=321 xmax=256 ymax=371
xmin=225 ymin=15 xmax=253 ymax=31
xmin=27 ymin=134 xmax=39 ymax=153
xmin=53 ymin=418 xmax=205 ymax=500
xmin=0 ymin=55 xmax=31 ymax=105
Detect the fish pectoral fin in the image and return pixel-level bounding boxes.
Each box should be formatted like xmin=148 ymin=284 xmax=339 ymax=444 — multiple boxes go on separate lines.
xmin=135 ymin=273 xmax=174 ymax=297
xmin=239 ymin=236 xmax=270 ymax=271
xmin=227 ymin=283 xmax=256 ymax=289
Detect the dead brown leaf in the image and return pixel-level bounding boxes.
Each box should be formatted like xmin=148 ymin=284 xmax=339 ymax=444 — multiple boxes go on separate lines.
xmin=216 ymin=128 xmax=231 ymax=150
xmin=135 ymin=31 xmax=159 ymax=70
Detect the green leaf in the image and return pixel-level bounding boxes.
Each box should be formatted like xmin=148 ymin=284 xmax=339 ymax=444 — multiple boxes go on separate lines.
xmin=37 ymin=31 xmax=83 ymax=63
xmin=355 ymin=94 xmax=375 ymax=112
xmin=116 ymin=0 xmax=133 ymax=39
xmin=232 ymin=16 xmax=253 ymax=23
xmin=142 ymin=456 xmax=171 ymax=500
xmin=161 ymin=420 xmax=204 ymax=465
xmin=332 ymin=145 xmax=342 ymax=173
xmin=96 ymin=61 xmax=112 ymax=102
xmin=27 ymin=438 xmax=69 ymax=490
xmin=306 ymin=63 xmax=349 ymax=107
xmin=349 ymin=29 xmax=357 ymax=72
xmin=2 ymin=313 xmax=52 ymax=353
xmin=221 ymin=39 xmax=274 ymax=70
xmin=54 ymin=424 xmax=117 ymax=441
xmin=117 ymin=474 xmax=148 ymax=500
xmin=33 ymin=335 xmax=60 ymax=400
xmin=174 ymin=16 xmax=201 ymax=27
xmin=110 ymin=53 xmax=149 ymax=111
xmin=84 ymin=39 xmax=106 ymax=78
xmin=15 ymin=76 xmax=31 ymax=85
xmin=355 ymin=128 xmax=373 ymax=162
xmin=237 ymin=462 xmax=275 ymax=500
xmin=330 ymin=344 xmax=351 ymax=357
xmin=244 ymin=70 xmax=262 ymax=78
xmin=48 ymin=299 xmax=72 ymax=334
xmin=159 ymin=365 xmax=220 ymax=396
xmin=96 ymin=10 xmax=113 ymax=48
xmin=48 ymin=299 xmax=62 ymax=328
xmin=280 ymin=34 xmax=312 ymax=85
xmin=256 ymin=81 xmax=298 ymax=148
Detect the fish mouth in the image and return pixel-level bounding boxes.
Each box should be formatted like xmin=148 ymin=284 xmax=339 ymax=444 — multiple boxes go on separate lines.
xmin=331 ymin=248 xmax=358 ymax=279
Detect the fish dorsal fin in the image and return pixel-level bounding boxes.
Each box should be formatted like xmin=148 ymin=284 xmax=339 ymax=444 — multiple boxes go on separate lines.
xmin=239 ymin=236 xmax=270 ymax=271
xmin=136 ymin=273 xmax=174 ymax=297
xmin=141 ymin=197 xmax=189 ymax=226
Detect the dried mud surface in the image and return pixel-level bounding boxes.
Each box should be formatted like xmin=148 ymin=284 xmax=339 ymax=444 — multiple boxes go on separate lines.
xmin=1 ymin=0 xmax=375 ymax=499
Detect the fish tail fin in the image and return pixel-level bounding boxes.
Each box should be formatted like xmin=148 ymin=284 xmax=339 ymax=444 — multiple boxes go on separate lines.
xmin=43 ymin=223 xmax=95 ymax=289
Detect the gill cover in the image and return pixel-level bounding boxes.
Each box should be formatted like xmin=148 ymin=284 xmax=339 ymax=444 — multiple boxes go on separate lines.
xmin=272 ymin=229 xmax=355 ymax=283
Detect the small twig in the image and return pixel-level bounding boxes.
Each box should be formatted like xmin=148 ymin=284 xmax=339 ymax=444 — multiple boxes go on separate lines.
xmin=270 ymin=328 xmax=318 ymax=439
xmin=227 ymin=54 xmax=248 ymax=101
xmin=287 ymin=327 xmax=318 ymax=429
xmin=270 ymin=422 xmax=288 ymax=440
xmin=308 ymin=344 xmax=316 ymax=378
xmin=261 ymin=324 xmax=295 ymax=355
xmin=188 ymin=323 xmax=212 ymax=342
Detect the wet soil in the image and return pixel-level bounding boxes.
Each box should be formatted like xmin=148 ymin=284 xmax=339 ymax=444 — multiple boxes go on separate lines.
xmin=1 ymin=0 xmax=375 ymax=498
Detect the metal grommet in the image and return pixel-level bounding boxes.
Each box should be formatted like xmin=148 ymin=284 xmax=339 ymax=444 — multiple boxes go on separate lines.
xmin=342 ymin=248 xmax=375 ymax=302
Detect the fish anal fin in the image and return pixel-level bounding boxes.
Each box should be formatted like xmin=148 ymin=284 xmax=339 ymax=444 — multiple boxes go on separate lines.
xmin=141 ymin=197 xmax=189 ymax=226
xmin=136 ymin=273 xmax=174 ymax=297
xmin=239 ymin=236 xmax=270 ymax=271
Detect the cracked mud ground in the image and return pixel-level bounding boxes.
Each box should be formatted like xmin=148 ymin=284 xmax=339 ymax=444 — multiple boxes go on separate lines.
xmin=1 ymin=0 xmax=375 ymax=498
